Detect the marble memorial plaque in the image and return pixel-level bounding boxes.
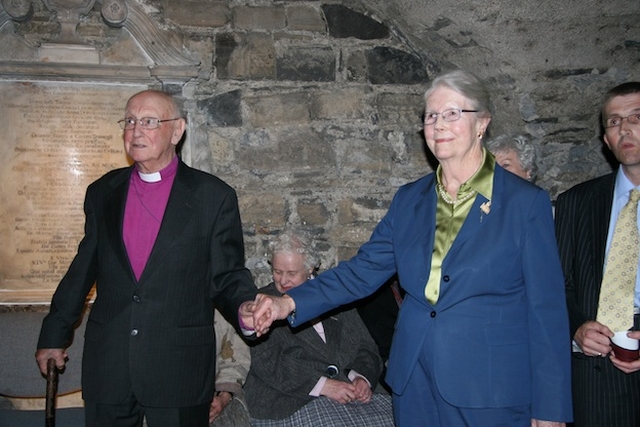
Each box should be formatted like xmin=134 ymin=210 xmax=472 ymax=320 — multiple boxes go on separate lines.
xmin=0 ymin=82 xmax=144 ymax=303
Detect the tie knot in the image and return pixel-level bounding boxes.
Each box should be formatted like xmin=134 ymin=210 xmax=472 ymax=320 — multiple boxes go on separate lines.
xmin=630 ymin=189 xmax=640 ymax=204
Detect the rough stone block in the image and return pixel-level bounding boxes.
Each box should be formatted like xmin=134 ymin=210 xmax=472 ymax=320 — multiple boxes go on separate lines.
xmin=322 ymin=4 xmax=389 ymax=40
xmin=245 ymin=92 xmax=310 ymax=127
xmin=366 ymin=47 xmax=428 ymax=85
xmin=197 ymin=89 xmax=242 ymax=127
xmin=297 ymin=201 xmax=330 ymax=226
xmin=206 ymin=129 xmax=234 ymax=165
xmin=164 ymin=1 xmax=230 ymax=28
xmin=338 ymin=198 xmax=356 ymax=224
xmin=310 ymin=88 xmax=371 ymax=120
xmin=376 ymin=92 xmax=424 ymax=126
xmin=238 ymin=192 xmax=287 ymax=228
xmin=215 ymin=33 xmax=276 ymax=80
xmin=318 ymin=127 xmax=391 ymax=174
xmin=329 ymin=225 xmax=377 ymax=258
xmin=337 ymin=196 xmax=388 ymax=224
xmin=236 ymin=127 xmax=334 ymax=173
xmin=234 ymin=6 xmax=286 ymax=30
xmin=343 ymin=50 xmax=368 ymax=82
xmin=286 ymin=5 xmax=326 ymax=32
xmin=276 ymin=46 xmax=336 ymax=82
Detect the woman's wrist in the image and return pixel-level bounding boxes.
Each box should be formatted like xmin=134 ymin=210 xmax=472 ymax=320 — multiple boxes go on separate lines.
xmin=215 ymin=390 xmax=233 ymax=401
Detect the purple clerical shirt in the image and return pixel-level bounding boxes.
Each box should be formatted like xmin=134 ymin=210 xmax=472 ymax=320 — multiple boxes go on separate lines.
xmin=123 ymin=156 xmax=178 ymax=281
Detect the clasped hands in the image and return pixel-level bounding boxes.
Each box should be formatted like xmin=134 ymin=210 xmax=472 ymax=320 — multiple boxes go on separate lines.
xmin=321 ymin=377 xmax=372 ymax=405
xmin=239 ymin=293 xmax=296 ymax=337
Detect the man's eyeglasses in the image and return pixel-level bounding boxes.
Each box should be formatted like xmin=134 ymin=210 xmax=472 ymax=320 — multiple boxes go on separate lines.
xmin=604 ymin=113 xmax=640 ymax=129
xmin=118 ymin=117 xmax=182 ymax=130
xmin=422 ymin=109 xmax=479 ymax=125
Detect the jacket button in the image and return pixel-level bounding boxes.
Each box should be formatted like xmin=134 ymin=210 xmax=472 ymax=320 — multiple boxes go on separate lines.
xmin=442 ymin=275 xmax=450 ymax=282
xmin=430 ymin=311 xmax=436 ymax=318
xmin=131 ymin=329 xmax=139 ymax=336
xmin=132 ymin=294 xmax=141 ymax=303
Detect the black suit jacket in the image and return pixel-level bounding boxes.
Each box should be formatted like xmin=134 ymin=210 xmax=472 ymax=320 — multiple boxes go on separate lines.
xmin=38 ymin=160 xmax=257 ymax=407
xmin=556 ymin=171 xmax=640 ymax=427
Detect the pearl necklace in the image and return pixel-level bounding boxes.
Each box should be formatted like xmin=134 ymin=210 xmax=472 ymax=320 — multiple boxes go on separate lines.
xmin=436 ymin=182 xmax=477 ymax=205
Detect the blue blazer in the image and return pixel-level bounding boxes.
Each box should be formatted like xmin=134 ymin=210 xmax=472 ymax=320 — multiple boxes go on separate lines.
xmin=288 ymin=165 xmax=572 ymax=422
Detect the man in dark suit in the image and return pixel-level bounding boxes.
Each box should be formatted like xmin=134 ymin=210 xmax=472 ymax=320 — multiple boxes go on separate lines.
xmin=35 ymin=90 xmax=259 ymax=427
xmin=555 ymin=81 xmax=640 ymax=427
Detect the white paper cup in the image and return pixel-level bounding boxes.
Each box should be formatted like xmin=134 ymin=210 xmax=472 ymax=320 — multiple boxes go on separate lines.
xmin=611 ymin=331 xmax=640 ymax=362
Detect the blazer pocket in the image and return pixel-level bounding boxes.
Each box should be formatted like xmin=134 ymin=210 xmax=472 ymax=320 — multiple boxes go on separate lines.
xmin=174 ymin=325 xmax=214 ymax=347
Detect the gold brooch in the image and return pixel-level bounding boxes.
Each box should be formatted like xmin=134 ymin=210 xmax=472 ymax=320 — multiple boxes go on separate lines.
xmin=480 ymin=201 xmax=491 ymax=215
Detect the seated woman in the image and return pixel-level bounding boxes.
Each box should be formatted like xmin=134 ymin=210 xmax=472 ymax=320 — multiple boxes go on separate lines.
xmin=244 ymin=229 xmax=393 ymax=426
xmin=485 ymin=133 xmax=538 ymax=182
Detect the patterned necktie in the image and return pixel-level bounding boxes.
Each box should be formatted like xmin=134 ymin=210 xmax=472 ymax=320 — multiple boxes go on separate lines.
xmin=596 ymin=189 xmax=640 ymax=332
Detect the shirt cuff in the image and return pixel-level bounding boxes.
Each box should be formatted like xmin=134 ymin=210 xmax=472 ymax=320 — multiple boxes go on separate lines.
xmin=348 ymin=369 xmax=371 ymax=388
xmin=309 ymin=376 xmax=328 ymax=397
xmin=238 ymin=314 xmax=255 ymax=336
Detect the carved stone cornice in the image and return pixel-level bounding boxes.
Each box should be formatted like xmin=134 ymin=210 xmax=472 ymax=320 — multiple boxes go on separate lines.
xmin=101 ymin=0 xmax=198 ymax=68
xmin=0 ymin=0 xmax=200 ymax=84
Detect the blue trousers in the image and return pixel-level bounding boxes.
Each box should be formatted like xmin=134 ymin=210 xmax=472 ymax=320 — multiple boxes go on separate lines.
xmin=392 ymin=334 xmax=530 ymax=427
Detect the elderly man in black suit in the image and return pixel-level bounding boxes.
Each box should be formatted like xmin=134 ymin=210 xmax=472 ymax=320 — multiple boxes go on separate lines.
xmin=35 ymin=90 xmax=259 ymax=427
xmin=556 ymin=81 xmax=640 ymax=427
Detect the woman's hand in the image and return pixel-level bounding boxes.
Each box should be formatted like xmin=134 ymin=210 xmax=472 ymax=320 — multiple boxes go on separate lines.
xmin=209 ymin=391 xmax=232 ymax=424
xmin=320 ymin=378 xmax=357 ymax=404
xmin=530 ymin=420 xmax=565 ymax=427
xmin=352 ymin=376 xmax=372 ymax=403
xmin=252 ymin=294 xmax=296 ymax=336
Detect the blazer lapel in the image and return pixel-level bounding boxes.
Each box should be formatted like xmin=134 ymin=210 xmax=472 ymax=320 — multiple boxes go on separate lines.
xmin=411 ymin=176 xmax=437 ymax=285
xmin=447 ymin=167 xmax=502 ymax=254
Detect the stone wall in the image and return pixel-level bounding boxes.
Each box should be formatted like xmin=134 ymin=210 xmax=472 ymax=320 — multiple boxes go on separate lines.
xmin=3 ymin=0 xmax=639 ymax=286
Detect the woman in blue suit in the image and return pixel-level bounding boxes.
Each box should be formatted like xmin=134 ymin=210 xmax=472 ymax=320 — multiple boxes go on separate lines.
xmin=252 ymin=69 xmax=572 ymax=427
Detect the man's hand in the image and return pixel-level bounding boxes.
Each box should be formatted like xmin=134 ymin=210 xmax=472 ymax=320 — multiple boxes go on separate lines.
xmin=573 ymin=320 xmax=613 ymax=357
xmin=320 ymin=378 xmax=357 ymax=405
xmin=238 ymin=300 xmax=256 ymax=330
xmin=252 ymin=294 xmax=296 ymax=336
xmin=209 ymin=391 xmax=232 ymax=424
xmin=35 ymin=348 xmax=67 ymax=376
xmin=610 ymin=330 xmax=640 ymax=374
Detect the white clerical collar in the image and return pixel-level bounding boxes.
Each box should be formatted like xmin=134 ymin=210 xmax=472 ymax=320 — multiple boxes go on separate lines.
xmin=138 ymin=170 xmax=162 ymax=183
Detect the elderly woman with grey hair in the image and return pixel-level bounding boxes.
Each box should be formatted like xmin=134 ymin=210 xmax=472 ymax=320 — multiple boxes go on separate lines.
xmin=485 ymin=133 xmax=538 ymax=182
xmin=250 ymin=69 xmax=572 ymax=427
xmin=244 ymin=229 xmax=393 ymax=427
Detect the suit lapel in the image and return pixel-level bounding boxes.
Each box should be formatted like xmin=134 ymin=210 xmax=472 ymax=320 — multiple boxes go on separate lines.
xmin=105 ymin=166 xmax=136 ymax=280
xmin=588 ymin=175 xmax=615 ymax=287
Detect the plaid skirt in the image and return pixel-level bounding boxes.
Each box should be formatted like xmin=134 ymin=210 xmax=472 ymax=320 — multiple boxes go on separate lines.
xmin=251 ymin=393 xmax=394 ymax=427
